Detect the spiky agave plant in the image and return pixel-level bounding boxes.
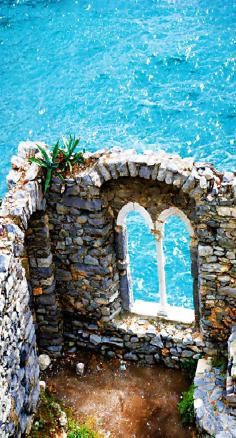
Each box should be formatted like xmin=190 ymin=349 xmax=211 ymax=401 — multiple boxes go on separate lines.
xmin=59 ymin=135 xmax=85 ymax=172
xmin=29 ymin=142 xmax=63 ymax=192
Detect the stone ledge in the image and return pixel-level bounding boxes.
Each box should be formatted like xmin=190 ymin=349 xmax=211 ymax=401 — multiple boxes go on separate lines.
xmin=131 ymin=300 xmax=195 ymax=324
xmin=194 ymin=358 xmax=236 ymax=437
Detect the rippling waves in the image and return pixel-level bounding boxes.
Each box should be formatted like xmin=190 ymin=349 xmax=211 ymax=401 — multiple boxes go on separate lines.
xmin=0 ymin=0 xmax=235 ymax=307
xmin=126 ymin=213 xmax=193 ymax=309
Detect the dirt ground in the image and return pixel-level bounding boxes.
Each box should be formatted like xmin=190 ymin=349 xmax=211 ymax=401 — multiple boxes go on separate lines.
xmin=44 ymin=351 xmax=197 ymax=438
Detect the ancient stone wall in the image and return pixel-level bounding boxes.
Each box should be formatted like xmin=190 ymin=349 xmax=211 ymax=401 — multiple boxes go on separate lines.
xmin=45 ymin=148 xmax=236 ymax=359
xmin=0 ymin=143 xmax=236 ymax=435
xmin=0 ymin=142 xmax=51 ymax=437
xmin=26 ymin=211 xmax=62 ymax=357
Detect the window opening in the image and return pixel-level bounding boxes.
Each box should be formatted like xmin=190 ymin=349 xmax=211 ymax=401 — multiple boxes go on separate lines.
xmin=163 ymin=215 xmax=194 ymax=309
xmin=125 ymin=211 xmax=159 ymax=303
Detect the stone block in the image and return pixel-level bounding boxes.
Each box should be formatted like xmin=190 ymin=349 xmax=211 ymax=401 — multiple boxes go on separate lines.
xmin=217 ymin=207 xmax=236 ymax=217
xmin=181 ymin=350 xmax=194 ymax=358
xmin=127 ymin=161 xmax=138 ymax=177
xmin=0 ymin=254 xmax=11 ymax=275
xmin=199 ymin=245 xmax=214 ymax=257
xmin=90 ymin=334 xmax=102 ymax=345
xmin=116 ymin=160 xmax=129 ymax=176
xmin=124 ymin=352 xmax=138 ymax=361
xmin=96 ymin=162 xmax=111 ymax=181
xmin=195 ymin=358 xmax=212 ymax=375
xmin=115 ymin=229 xmax=127 ymax=260
xmin=38 ymin=354 xmax=51 ymax=371
xmin=84 ymin=255 xmax=99 ymax=265
xmin=106 ymin=161 xmax=119 ymax=179
xmin=218 ymin=287 xmax=236 ymax=297
xmin=139 ymin=166 xmax=151 ymax=179
xmin=150 ymin=335 xmax=164 ymax=349
xmin=63 ymin=196 xmax=102 ymax=211
xmin=76 ymin=362 xmax=85 ymax=377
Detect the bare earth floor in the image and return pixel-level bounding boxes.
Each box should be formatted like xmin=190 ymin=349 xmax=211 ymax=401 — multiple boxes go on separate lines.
xmin=44 ymin=351 xmax=197 ymax=438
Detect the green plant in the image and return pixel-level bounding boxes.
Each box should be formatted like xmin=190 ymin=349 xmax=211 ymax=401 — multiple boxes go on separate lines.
xmin=67 ymin=418 xmax=101 ymax=438
xmin=211 ymin=355 xmax=227 ymax=371
xmin=29 ymin=142 xmax=61 ymax=192
xmin=29 ymin=389 xmax=103 ymax=438
xmin=180 ymin=358 xmax=198 ymax=381
xmin=29 ymin=135 xmax=85 ymax=192
xmin=34 ymin=419 xmax=45 ymax=430
xmin=178 ymin=384 xmax=195 ymax=426
xmin=28 ymin=390 xmax=58 ymax=437
xmin=59 ymin=135 xmax=85 ymax=172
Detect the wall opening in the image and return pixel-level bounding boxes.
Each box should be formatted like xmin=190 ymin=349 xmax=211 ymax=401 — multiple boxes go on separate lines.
xmin=125 ymin=210 xmax=159 ymax=303
xmin=163 ymin=215 xmax=194 ymax=310
xmin=116 ymin=203 xmax=196 ymax=322
xmin=155 ymin=207 xmax=195 ymax=323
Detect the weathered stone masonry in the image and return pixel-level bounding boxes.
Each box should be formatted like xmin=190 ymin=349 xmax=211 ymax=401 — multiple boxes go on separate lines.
xmin=0 ymin=143 xmax=45 ymax=437
xmin=43 ymin=147 xmax=236 ymax=358
xmin=0 ymin=142 xmax=236 ymax=436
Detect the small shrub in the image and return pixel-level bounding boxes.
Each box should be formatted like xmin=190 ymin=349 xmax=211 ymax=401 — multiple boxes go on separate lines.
xmin=67 ymin=417 xmax=101 ymax=438
xmin=29 ymin=135 xmax=85 ymax=192
xmin=67 ymin=424 xmax=97 ymax=438
xmin=29 ymin=390 xmax=103 ymax=438
xmin=59 ymin=135 xmax=85 ymax=172
xmin=29 ymin=142 xmax=61 ymax=192
xmin=211 ymin=355 xmax=227 ymax=371
xmin=29 ymin=390 xmax=67 ymax=437
xmin=180 ymin=358 xmax=198 ymax=381
xmin=34 ymin=419 xmax=45 ymax=430
xmin=178 ymin=384 xmax=195 ymax=426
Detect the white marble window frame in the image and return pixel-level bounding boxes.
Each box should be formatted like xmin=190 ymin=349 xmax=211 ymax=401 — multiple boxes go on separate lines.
xmin=116 ymin=203 xmax=195 ymax=323
xmin=117 ymin=201 xmax=154 ymax=229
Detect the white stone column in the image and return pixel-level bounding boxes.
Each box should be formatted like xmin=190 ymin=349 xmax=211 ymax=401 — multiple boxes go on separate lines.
xmin=153 ymin=228 xmax=168 ymax=316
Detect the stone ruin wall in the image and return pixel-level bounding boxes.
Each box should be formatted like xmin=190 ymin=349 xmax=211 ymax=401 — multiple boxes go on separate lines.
xmin=42 ymin=147 xmax=235 ymax=363
xmin=0 ymin=143 xmax=45 ymax=437
xmin=0 ymin=141 xmax=236 ymax=436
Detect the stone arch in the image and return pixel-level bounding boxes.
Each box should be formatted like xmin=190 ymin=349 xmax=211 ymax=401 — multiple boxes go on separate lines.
xmin=89 ymin=152 xmax=217 ymax=321
xmin=117 ymin=201 xmax=154 ymax=230
xmin=115 ymin=202 xmax=153 ymax=311
xmin=89 ymin=149 xmax=218 ymax=206
xmin=98 ymin=157 xmax=200 ymax=322
xmin=156 ymin=206 xmax=194 ymax=238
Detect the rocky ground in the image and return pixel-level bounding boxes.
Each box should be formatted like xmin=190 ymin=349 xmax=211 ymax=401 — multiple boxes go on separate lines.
xmin=37 ymin=350 xmax=198 ymax=438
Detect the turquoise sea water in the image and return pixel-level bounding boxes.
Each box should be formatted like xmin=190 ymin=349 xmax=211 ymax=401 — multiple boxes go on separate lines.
xmin=126 ymin=213 xmax=193 ymax=307
xmin=1 ymin=0 xmax=235 ymax=308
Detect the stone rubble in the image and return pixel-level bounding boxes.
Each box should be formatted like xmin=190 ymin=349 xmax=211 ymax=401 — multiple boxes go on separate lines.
xmin=76 ymin=362 xmax=85 ymax=377
xmin=38 ymin=354 xmax=51 ymax=371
